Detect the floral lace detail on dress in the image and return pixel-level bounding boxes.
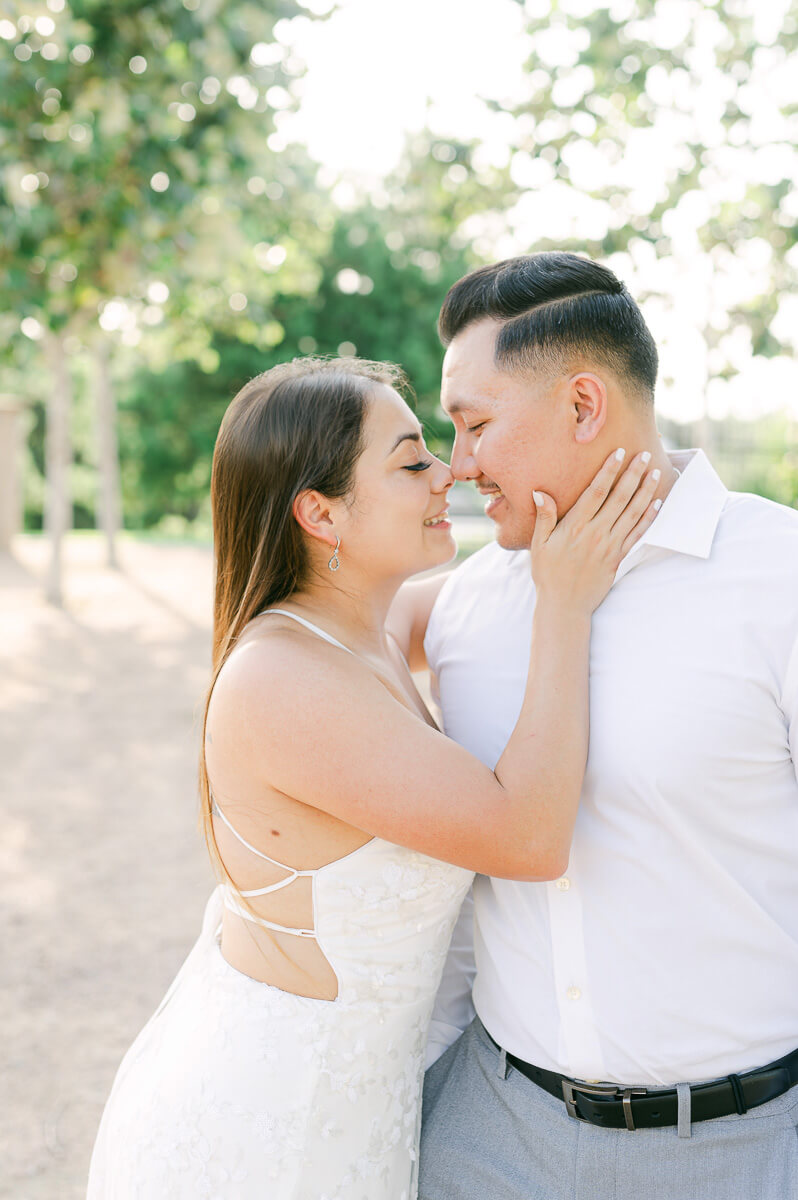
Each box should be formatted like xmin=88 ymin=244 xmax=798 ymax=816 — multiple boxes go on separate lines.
xmin=88 ymin=840 xmax=473 ymax=1200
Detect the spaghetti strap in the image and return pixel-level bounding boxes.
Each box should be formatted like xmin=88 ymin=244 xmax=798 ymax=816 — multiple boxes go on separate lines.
xmin=258 ymin=608 xmax=356 ymax=657
xmin=259 ymin=606 xmax=416 ymax=679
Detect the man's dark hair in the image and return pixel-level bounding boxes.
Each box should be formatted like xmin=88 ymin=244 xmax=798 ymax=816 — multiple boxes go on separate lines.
xmin=438 ymin=251 xmax=658 ymax=401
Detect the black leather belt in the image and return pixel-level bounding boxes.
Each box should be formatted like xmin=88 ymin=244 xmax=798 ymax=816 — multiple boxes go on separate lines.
xmin=484 ymin=1030 xmax=798 ymax=1131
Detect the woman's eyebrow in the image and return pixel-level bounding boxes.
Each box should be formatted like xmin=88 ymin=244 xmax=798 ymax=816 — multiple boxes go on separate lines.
xmin=386 ymin=431 xmax=422 ymax=456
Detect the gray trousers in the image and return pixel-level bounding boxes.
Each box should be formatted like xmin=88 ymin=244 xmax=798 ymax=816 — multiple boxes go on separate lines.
xmin=418 ymin=1018 xmax=798 ymax=1200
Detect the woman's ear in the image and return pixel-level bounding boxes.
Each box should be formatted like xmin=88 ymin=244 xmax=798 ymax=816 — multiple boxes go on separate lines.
xmin=292 ymin=489 xmax=337 ymax=549
xmin=570 ymin=372 xmax=608 ymax=445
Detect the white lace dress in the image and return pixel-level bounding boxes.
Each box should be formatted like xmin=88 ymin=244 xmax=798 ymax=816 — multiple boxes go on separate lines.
xmin=87 ymin=615 xmax=474 ymax=1199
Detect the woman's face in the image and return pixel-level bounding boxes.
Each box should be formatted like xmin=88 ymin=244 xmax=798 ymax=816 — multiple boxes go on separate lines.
xmin=336 ymin=384 xmax=456 ymax=581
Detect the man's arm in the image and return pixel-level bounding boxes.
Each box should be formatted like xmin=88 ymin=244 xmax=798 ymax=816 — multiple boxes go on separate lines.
xmin=425 ymin=885 xmax=477 ymax=1068
xmin=386 ymin=571 xmax=451 ymax=672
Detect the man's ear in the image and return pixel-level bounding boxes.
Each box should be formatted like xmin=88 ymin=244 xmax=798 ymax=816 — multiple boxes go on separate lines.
xmin=570 ymin=372 xmax=608 ymax=444
xmin=292 ymin=489 xmax=337 ymax=549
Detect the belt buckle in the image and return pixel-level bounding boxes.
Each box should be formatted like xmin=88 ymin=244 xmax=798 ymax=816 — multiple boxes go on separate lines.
xmin=562 ymin=1080 xmax=648 ymax=1130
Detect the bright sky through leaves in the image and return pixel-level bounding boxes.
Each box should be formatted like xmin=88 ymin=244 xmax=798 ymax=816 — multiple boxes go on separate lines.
xmin=283 ymin=0 xmax=530 ymax=176
xmin=283 ymin=0 xmax=798 ymax=425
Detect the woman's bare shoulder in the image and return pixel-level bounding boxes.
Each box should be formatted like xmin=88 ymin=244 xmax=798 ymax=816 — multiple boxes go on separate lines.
xmin=210 ymin=619 xmax=371 ymax=727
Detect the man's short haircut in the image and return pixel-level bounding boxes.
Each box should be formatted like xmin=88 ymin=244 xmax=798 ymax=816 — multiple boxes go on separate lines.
xmin=438 ymin=251 xmax=658 ymax=402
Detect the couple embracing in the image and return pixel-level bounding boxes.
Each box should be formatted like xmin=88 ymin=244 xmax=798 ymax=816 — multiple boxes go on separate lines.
xmin=88 ymin=252 xmax=798 ymax=1199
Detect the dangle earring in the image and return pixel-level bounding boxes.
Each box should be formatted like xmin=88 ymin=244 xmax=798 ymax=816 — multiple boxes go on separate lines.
xmin=327 ymin=535 xmax=341 ymax=572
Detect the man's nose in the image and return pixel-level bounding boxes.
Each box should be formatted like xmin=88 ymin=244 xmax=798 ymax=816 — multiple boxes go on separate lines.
xmin=449 ymin=434 xmax=479 ymax=482
xmin=430 ymin=455 xmax=454 ymax=493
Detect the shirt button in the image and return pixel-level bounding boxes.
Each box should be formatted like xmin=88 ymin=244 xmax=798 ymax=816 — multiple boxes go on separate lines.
xmin=566 ymin=986 xmax=582 ymax=1001
xmin=556 ymin=878 xmax=571 ymax=891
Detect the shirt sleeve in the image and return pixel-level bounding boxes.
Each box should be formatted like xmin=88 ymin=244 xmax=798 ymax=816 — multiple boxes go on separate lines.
xmin=783 ymin=628 xmax=798 ymax=780
xmin=424 ymin=885 xmax=477 ymax=1068
xmin=422 ymin=560 xmax=479 ymax=1066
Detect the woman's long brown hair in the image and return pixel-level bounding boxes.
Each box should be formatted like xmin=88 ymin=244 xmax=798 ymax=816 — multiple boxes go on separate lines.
xmin=199 ymin=356 xmax=408 ymax=884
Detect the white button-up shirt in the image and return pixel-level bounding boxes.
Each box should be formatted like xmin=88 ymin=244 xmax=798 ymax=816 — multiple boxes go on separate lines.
xmin=425 ymin=450 xmax=798 ymax=1086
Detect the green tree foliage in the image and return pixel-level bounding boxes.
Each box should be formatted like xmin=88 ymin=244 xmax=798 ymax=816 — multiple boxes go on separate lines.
xmin=109 ymin=133 xmax=515 ymax=534
xmin=0 ymin=0 xmax=325 ymax=551
xmin=118 ymin=185 xmax=482 ymax=531
xmin=0 ymin=0 xmax=306 ymax=332
xmin=474 ymin=1 xmax=798 ymax=435
xmin=6 ymin=0 xmax=797 ymax=536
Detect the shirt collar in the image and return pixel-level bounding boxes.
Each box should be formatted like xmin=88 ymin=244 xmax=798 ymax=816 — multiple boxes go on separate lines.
xmin=615 ymin=449 xmax=728 ymax=582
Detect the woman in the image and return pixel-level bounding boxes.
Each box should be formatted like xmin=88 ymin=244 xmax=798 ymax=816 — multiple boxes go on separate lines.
xmin=87 ymin=356 xmax=659 ymax=1199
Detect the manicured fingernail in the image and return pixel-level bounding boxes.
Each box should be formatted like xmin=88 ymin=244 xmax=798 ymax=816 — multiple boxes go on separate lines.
xmin=615 ymin=448 xmax=626 ymax=461
xmin=533 ymin=491 xmax=544 ymax=507
xmin=653 ymin=498 xmax=663 ymax=510
xmin=651 ymin=468 xmax=661 ymax=482
xmin=641 ymin=451 xmax=651 ymax=464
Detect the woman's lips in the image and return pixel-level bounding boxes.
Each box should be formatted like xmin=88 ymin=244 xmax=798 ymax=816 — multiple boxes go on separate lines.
xmin=423 ymin=508 xmax=451 ymax=529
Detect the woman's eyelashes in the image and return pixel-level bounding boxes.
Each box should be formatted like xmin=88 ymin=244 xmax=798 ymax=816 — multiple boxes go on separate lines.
xmin=466 ymin=421 xmax=486 ymax=435
xmin=403 ymin=460 xmax=433 ymax=472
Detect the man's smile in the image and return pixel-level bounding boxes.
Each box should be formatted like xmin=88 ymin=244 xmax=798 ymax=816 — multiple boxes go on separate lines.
xmin=478 ymin=486 xmax=505 ymax=518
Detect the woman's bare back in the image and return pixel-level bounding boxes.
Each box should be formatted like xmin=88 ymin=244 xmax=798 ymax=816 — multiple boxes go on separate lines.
xmin=205 ymin=608 xmax=437 ymax=997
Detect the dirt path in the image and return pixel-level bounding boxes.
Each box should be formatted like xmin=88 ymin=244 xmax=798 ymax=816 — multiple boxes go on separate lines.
xmin=1 ymin=535 xmax=216 ymax=1199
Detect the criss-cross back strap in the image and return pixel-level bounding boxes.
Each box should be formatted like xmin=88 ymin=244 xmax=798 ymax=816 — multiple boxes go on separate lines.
xmin=220 ymin=889 xmax=317 ymax=939
xmin=212 ymin=801 xmax=315 ymax=885
xmin=211 ymin=610 xmax=358 ymax=941
xmin=212 ymin=800 xmax=318 ymax=938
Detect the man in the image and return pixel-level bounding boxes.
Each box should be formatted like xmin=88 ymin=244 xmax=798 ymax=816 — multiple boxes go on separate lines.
xmin=416 ymin=252 xmax=798 ymax=1199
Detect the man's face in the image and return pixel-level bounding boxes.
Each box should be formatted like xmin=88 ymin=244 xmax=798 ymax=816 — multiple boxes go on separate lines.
xmin=441 ymin=318 xmax=590 ymax=549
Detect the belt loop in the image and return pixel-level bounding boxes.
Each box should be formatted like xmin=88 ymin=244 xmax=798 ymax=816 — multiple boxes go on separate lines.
xmin=676 ymin=1082 xmax=692 ymax=1139
xmin=729 ymin=1074 xmax=748 ymax=1115
xmin=497 ymin=1047 xmax=508 ymax=1080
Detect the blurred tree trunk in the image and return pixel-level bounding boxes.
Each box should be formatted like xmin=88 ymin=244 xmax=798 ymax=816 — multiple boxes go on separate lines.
xmin=95 ymin=338 xmax=121 ymax=568
xmin=0 ymin=396 xmax=22 ymax=553
xmin=43 ymin=332 xmax=72 ymax=606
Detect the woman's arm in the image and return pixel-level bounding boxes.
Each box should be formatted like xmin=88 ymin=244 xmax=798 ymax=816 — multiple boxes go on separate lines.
xmin=210 ymin=451 xmax=659 ymax=880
